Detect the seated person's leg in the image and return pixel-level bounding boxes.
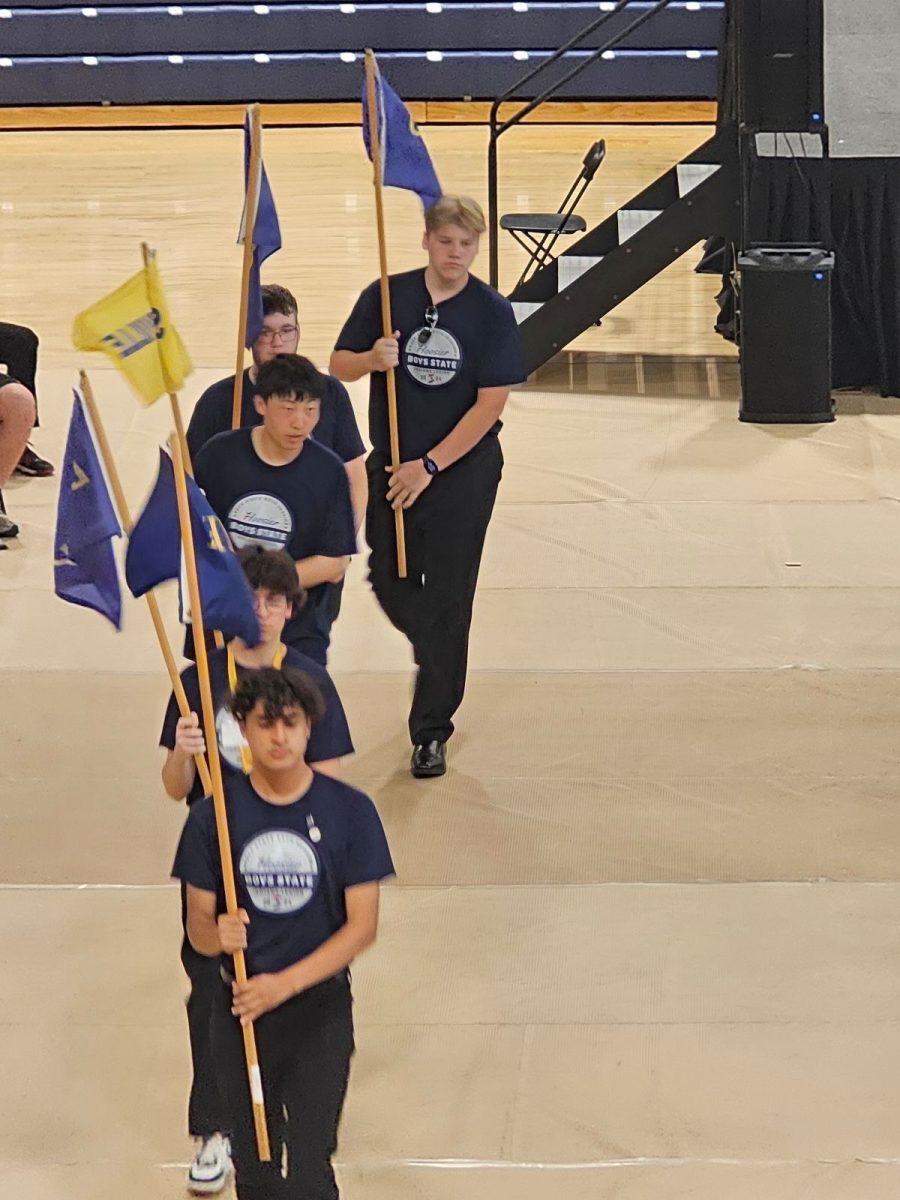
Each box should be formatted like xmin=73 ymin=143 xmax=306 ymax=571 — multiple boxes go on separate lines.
xmin=0 ymin=377 xmax=36 ymax=538
xmin=0 ymin=323 xmax=53 ymax=477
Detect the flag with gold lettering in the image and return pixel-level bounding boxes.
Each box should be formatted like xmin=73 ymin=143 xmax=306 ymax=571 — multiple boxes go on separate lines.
xmin=71 ymin=256 xmax=192 ymax=405
xmin=53 ymin=389 xmax=123 ymax=628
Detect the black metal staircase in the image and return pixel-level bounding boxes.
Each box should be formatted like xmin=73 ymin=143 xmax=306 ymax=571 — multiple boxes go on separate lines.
xmin=486 ymin=0 xmax=736 ymax=377
xmin=509 ymin=132 xmax=737 ymax=375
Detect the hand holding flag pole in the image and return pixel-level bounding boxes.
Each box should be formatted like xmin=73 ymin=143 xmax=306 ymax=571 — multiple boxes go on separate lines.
xmin=364 ymin=50 xmax=408 ymax=578
xmin=77 ymin=370 xmax=214 ymax=799
xmin=170 ymin=430 xmax=271 ymax=1163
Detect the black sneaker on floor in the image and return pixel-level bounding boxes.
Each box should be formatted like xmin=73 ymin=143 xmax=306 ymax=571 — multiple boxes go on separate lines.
xmin=15 ymin=445 xmax=54 ymax=477
xmin=0 ymin=512 xmax=19 ymax=538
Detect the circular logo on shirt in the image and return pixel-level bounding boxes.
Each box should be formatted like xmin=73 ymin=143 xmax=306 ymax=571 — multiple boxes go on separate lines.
xmin=403 ymin=327 xmax=463 ymax=387
xmin=216 ymin=704 xmax=247 ymax=771
xmin=227 ymin=493 xmax=293 ymax=550
xmin=239 ymin=829 xmax=320 ymax=915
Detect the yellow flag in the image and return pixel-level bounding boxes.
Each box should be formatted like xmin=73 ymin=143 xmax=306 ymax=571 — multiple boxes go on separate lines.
xmin=72 ymin=258 xmax=192 ymax=406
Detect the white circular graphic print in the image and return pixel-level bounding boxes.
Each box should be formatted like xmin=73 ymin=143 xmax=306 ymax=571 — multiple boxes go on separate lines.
xmin=403 ymin=327 xmax=463 ymax=387
xmin=216 ymin=704 xmax=247 ymax=770
xmin=227 ymin=493 xmax=293 ymax=550
xmin=239 ymin=829 xmax=320 ymax=914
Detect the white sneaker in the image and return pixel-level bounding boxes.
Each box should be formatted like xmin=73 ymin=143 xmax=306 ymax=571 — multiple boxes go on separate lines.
xmin=187 ymin=1134 xmax=233 ymax=1195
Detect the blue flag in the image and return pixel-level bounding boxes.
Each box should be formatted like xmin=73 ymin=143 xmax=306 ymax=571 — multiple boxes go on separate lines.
xmin=363 ymin=57 xmax=442 ymax=209
xmin=241 ymin=113 xmax=282 ymax=347
xmin=53 ymin=390 xmax=123 ymax=629
xmin=125 ymin=448 xmax=261 ymax=647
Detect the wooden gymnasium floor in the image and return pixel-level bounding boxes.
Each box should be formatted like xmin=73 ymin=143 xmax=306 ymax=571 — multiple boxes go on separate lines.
xmin=2 ymin=121 xmax=900 ymax=1200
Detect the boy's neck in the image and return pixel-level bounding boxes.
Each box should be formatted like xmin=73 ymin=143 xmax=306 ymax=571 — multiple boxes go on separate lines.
xmin=424 ymin=265 xmax=469 ymax=304
xmin=231 ymin=637 xmax=284 ymax=669
xmin=250 ymin=761 xmax=315 ymax=805
xmin=251 ymin=424 xmax=304 ymax=466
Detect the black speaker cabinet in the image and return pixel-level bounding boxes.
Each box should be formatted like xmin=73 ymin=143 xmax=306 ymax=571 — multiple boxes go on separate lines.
xmin=737 ymin=0 xmax=824 ymax=131
xmin=738 ymin=246 xmax=835 ymax=424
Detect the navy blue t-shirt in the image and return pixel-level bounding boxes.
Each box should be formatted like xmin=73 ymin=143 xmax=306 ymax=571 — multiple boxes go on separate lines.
xmin=334 ymin=268 xmax=525 ymax=461
xmin=186 ymin=368 xmax=366 ymax=465
xmin=194 ymin=430 xmax=357 ymax=664
xmin=172 ymin=772 xmax=395 ymax=976
xmin=159 ymin=646 xmax=354 ymax=806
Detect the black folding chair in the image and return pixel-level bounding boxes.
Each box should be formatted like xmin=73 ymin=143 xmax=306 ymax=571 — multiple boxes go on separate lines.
xmin=500 ymin=139 xmax=607 ymax=290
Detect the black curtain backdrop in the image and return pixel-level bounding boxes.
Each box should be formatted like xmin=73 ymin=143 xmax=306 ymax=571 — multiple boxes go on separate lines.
xmin=746 ymin=154 xmax=900 ymax=398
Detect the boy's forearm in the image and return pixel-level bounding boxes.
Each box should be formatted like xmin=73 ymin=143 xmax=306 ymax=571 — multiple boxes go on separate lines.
xmin=279 ymin=920 xmax=375 ymax=997
xmin=330 ymin=349 xmax=374 ymax=383
xmin=161 ymin=749 xmax=195 ymax=801
xmin=186 ymin=912 xmax=222 ymax=958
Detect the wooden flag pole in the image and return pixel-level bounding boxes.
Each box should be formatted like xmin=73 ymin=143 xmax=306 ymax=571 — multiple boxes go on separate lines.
xmin=78 ymin=370 xmax=214 ymax=799
xmin=140 ymin=243 xmax=224 ymax=651
xmin=170 ymin=430 xmax=271 ymax=1162
xmin=233 ymin=104 xmax=263 ymax=431
xmin=364 ymin=50 xmax=407 ymax=579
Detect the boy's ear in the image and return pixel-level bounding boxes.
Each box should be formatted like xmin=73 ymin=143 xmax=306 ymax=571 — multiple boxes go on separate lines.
xmin=253 ymin=394 xmax=266 ymax=417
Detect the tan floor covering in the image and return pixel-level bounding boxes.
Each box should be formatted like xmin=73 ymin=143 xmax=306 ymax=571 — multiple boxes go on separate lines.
xmin=0 ymin=124 xmax=898 ymax=1198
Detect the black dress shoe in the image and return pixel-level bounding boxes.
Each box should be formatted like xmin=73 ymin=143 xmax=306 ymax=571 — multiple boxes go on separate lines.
xmin=410 ymin=740 xmax=447 ymax=778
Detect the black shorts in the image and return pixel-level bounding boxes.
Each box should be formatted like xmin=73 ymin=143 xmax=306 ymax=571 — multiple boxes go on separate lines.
xmin=0 ymin=373 xmax=16 ymax=390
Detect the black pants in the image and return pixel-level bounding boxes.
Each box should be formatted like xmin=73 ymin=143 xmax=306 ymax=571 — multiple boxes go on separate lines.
xmin=212 ymin=974 xmax=354 ymax=1200
xmin=181 ymin=884 xmax=227 ymax=1137
xmin=0 ymin=322 xmax=38 ymax=423
xmin=366 ymin=436 xmax=502 ymax=745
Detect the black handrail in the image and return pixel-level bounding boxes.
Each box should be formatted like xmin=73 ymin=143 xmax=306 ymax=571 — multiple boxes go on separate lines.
xmin=488 ymin=0 xmax=674 ymax=288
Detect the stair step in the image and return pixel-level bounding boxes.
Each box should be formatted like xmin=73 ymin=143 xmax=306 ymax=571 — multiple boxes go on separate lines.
xmin=558 ymin=255 xmax=604 ymax=290
xmin=617 ymin=209 xmax=663 ymax=242
xmin=512 ymin=300 xmax=543 ymax=324
xmin=676 ymin=162 xmax=720 ymax=197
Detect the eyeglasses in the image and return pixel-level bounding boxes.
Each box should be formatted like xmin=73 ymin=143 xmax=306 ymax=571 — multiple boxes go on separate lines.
xmin=253 ymin=593 xmax=289 ymax=613
xmin=257 ymin=325 xmax=299 ymax=344
xmin=417 ymin=306 xmax=439 ymax=347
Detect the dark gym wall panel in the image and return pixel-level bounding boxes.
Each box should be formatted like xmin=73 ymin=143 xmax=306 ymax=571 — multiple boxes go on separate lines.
xmin=0 ymin=1 xmax=724 ymax=107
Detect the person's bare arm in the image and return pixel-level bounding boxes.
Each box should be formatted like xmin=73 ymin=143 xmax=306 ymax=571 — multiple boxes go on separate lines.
xmin=385 ymin=386 xmax=511 ymax=511
xmin=186 ymin=883 xmax=226 ymax=957
xmin=296 ymin=555 xmax=350 ymax=588
xmin=330 ymin=334 xmax=399 ymax=383
xmin=161 ymin=712 xmax=205 ymax=800
xmin=345 ymin=454 xmax=368 ymax=534
xmin=227 ymin=883 xmax=380 ymax=1024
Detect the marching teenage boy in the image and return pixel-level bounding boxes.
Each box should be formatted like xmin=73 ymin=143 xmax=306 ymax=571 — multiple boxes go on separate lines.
xmin=331 ymin=195 xmax=525 ymax=778
xmin=187 ymin=284 xmax=366 ymax=532
xmin=173 ymin=667 xmax=394 ymax=1200
xmin=194 ymin=355 xmax=357 ymax=666
xmin=160 ymin=546 xmax=354 ymax=1194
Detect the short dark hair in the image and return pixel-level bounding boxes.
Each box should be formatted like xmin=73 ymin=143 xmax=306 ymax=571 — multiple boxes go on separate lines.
xmin=255 ymin=354 xmax=326 ymax=404
xmin=231 ymin=666 xmax=325 ymax=725
xmin=261 ymin=284 xmax=298 ymax=320
xmin=238 ymin=546 xmax=306 ymax=611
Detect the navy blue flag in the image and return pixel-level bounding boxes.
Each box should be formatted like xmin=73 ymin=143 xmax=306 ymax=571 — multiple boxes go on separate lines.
xmin=363 ymin=57 xmax=442 ymax=209
xmin=240 ymin=113 xmax=282 ymax=347
xmin=53 ymin=390 xmax=123 ymax=629
xmin=125 ymin=448 xmax=261 ymax=646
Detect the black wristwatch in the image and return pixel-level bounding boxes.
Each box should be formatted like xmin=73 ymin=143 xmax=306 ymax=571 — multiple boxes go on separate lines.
xmin=422 ymin=454 xmax=440 ymax=476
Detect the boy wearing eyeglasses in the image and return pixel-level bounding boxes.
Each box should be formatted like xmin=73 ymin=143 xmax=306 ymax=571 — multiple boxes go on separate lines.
xmin=330 ymin=195 xmax=525 ymax=779
xmin=187 ymin=284 xmax=367 ymax=532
